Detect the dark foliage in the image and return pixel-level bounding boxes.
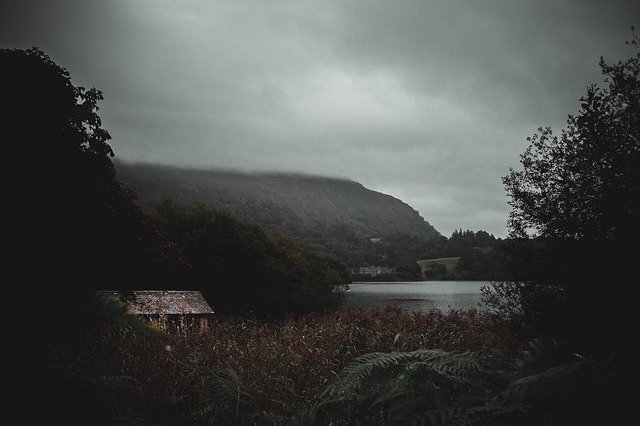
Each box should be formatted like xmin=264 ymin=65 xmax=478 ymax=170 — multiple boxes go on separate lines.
xmin=30 ymin=307 xmax=517 ymax=424
xmin=2 ymin=47 xmax=190 ymax=356
xmin=154 ymin=200 xmax=346 ymax=316
xmin=417 ymin=230 xmax=510 ymax=281
xmin=424 ymin=262 xmax=448 ymax=278
xmin=3 ymin=47 xmax=188 ymax=294
xmin=37 ymin=312 xmax=629 ymax=424
xmin=484 ymin=33 xmax=639 ymax=358
xmin=116 ymin=161 xmax=441 ymax=240
xmin=117 ymin=163 xmax=510 ymax=281
xmin=304 ymin=337 xmax=630 ymax=425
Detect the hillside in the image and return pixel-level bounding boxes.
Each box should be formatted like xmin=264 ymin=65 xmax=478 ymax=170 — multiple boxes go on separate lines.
xmin=116 ymin=162 xmax=440 ymax=240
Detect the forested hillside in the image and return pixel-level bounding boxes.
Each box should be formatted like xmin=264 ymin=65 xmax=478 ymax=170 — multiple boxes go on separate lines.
xmin=116 ymin=162 xmax=440 ymax=240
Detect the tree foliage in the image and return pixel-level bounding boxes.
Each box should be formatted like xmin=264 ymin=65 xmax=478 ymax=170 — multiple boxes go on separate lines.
xmin=2 ymin=48 xmax=187 ymax=312
xmin=155 ymin=200 xmax=346 ymax=316
xmin=485 ymin=32 xmax=639 ymax=355
xmin=503 ymin=44 xmax=640 ymax=241
xmin=423 ymin=262 xmax=448 ymax=278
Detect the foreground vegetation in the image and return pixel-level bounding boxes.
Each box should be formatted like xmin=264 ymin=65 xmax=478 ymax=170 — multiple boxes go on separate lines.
xmin=305 ymin=337 xmax=628 ymax=425
xmin=32 ymin=306 xmax=629 ymax=424
xmin=32 ymin=307 xmax=518 ymax=424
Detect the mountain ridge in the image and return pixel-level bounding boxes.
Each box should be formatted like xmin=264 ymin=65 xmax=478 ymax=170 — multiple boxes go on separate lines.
xmin=115 ymin=161 xmax=440 ymax=240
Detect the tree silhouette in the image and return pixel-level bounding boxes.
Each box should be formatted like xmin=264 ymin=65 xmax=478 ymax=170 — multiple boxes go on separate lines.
xmin=2 ymin=48 xmax=187 ymax=308
xmin=485 ymin=32 xmax=639 ymax=357
xmin=504 ymin=45 xmax=639 ymax=241
xmin=155 ymin=200 xmax=346 ymax=317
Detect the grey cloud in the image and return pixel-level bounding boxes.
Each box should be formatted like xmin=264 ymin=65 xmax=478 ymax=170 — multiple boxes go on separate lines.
xmin=2 ymin=0 xmax=638 ymax=237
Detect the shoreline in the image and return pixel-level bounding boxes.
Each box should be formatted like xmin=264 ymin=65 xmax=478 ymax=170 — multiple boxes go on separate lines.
xmin=350 ymin=280 xmax=492 ymax=285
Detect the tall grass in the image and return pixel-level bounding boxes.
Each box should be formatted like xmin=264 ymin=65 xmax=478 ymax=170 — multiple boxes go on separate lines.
xmin=37 ymin=308 xmax=518 ymax=423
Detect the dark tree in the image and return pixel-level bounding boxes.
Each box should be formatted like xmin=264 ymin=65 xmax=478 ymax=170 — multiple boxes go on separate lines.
xmin=2 ymin=48 xmax=187 ymax=306
xmin=3 ymin=47 xmax=191 ymax=424
xmin=155 ymin=201 xmax=346 ymax=317
xmin=484 ymin=33 xmax=639 ymax=357
xmin=423 ymin=262 xmax=447 ymax=278
xmin=503 ymin=60 xmax=639 ymax=241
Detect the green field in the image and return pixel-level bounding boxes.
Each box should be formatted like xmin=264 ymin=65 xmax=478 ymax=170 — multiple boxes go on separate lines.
xmin=417 ymin=257 xmax=461 ymax=277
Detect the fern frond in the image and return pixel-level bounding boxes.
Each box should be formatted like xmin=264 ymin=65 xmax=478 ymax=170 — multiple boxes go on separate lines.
xmin=498 ymin=360 xmax=592 ymax=405
xmin=325 ymin=349 xmax=497 ymax=399
xmin=305 ymin=338 xmax=602 ymax=425
xmin=290 ymin=396 xmax=344 ymax=426
xmin=371 ymin=387 xmax=414 ymax=407
xmin=519 ymin=337 xmax=576 ymax=369
xmin=191 ymin=365 xmax=258 ymax=423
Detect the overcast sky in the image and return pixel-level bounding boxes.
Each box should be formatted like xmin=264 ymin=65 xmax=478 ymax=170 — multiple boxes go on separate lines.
xmin=2 ymin=1 xmax=637 ymax=237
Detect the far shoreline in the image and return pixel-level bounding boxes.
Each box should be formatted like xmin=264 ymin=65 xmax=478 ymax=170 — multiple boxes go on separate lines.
xmin=350 ymin=280 xmax=493 ymax=285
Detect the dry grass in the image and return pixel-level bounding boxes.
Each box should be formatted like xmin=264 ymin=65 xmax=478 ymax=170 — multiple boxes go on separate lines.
xmin=47 ymin=308 xmax=519 ymax=422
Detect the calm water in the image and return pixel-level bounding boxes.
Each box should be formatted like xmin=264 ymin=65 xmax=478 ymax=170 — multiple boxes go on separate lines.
xmin=342 ymin=281 xmax=489 ymax=312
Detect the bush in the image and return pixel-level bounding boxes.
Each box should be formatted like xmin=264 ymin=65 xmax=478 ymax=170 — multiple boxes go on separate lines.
xmin=155 ymin=200 xmax=347 ymax=316
xmin=486 ymin=34 xmax=639 ymax=356
xmin=304 ymin=337 xmax=630 ymax=424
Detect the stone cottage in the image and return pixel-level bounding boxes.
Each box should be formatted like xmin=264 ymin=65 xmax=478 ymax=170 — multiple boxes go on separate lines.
xmin=97 ymin=290 xmax=214 ymax=331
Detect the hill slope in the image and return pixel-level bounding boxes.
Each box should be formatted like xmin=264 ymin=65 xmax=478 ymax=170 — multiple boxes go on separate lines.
xmin=116 ymin=162 xmax=440 ymax=240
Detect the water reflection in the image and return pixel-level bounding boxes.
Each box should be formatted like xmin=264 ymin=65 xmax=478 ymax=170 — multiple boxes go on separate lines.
xmin=342 ymin=281 xmax=488 ymax=312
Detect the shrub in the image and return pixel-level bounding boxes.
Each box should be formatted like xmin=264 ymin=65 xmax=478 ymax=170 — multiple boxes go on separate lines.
xmin=155 ymin=200 xmax=347 ymax=317
xmin=304 ymin=337 xmax=630 ymax=424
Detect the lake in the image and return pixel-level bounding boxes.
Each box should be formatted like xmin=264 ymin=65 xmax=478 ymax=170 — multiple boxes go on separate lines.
xmin=342 ymin=281 xmax=490 ymax=312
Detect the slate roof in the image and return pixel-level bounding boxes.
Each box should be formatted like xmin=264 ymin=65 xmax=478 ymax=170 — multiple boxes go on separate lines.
xmin=97 ymin=290 xmax=214 ymax=315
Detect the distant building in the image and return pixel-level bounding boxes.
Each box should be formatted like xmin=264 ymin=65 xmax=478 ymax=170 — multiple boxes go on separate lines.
xmin=97 ymin=290 xmax=214 ymax=332
xmin=352 ymin=265 xmax=395 ymax=276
